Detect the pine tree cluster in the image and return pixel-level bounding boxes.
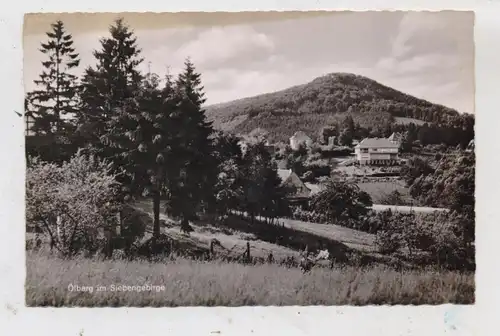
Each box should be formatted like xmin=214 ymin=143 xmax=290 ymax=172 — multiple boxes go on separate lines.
xmin=26 ymin=18 xmax=290 ymax=238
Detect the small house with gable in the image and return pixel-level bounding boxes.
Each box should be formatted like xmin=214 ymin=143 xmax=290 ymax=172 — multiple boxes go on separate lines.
xmin=277 ymin=169 xmax=311 ymax=199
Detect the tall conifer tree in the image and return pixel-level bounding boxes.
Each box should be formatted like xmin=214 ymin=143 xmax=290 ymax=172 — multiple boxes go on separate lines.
xmin=78 ymin=18 xmax=144 ymax=160
xmin=27 ymin=20 xmax=80 ymax=138
xmin=165 ymin=59 xmax=217 ymax=231
xmin=118 ymin=71 xmax=178 ymax=238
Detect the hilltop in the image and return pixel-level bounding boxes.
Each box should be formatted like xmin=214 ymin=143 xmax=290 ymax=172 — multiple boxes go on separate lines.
xmin=205 ymin=73 xmax=460 ymax=143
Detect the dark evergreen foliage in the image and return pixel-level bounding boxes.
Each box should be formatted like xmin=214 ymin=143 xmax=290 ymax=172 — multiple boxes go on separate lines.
xmin=26 ymin=20 xmax=81 ymax=162
xmin=77 ymin=18 xmax=144 ymax=161
xmin=163 ymin=59 xmax=217 ymax=231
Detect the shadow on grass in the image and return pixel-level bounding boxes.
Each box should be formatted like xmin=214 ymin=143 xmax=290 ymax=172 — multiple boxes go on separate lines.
xmin=130 ymin=200 xmax=399 ymax=268
xmin=218 ymin=214 xmax=381 ymax=266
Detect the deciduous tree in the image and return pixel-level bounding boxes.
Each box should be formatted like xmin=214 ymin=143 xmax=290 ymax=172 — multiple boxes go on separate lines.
xmin=309 ymin=180 xmax=372 ymax=224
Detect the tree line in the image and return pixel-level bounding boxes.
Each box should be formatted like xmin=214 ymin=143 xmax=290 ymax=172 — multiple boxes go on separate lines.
xmin=318 ymin=114 xmax=474 ymax=150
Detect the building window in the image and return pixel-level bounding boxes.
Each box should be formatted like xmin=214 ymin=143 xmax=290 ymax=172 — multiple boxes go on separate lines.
xmin=361 ymin=148 xmax=368 ymax=153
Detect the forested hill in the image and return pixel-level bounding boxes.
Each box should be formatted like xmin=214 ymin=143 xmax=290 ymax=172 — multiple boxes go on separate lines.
xmin=205 ymin=73 xmax=464 ymax=143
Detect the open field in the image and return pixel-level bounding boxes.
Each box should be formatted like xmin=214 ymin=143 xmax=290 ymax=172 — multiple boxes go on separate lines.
xmin=260 ymin=216 xmax=376 ymax=252
xmin=26 ymin=251 xmax=474 ymax=306
xmin=133 ymin=200 xmax=379 ymax=256
xmin=356 ymin=179 xmax=412 ymax=203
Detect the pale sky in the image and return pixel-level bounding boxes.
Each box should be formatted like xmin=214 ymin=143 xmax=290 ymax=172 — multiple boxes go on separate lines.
xmin=23 ymin=11 xmax=475 ymax=113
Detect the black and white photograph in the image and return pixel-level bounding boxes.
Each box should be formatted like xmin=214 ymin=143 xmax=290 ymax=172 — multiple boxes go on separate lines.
xmin=23 ymin=11 xmax=475 ymax=307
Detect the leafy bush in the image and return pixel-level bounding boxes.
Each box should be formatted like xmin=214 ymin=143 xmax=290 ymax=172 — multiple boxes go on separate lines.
xmin=303 ymin=163 xmax=331 ymax=179
xmin=374 ymin=230 xmax=403 ymax=254
xmin=309 ymin=180 xmax=372 ymax=223
xmin=379 ymin=190 xmax=406 ymax=206
xmin=26 ymin=151 xmax=122 ymax=257
xmin=118 ymin=205 xmax=151 ymax=254
xmin=319 ymin=146 xmax=353 ymax=158
xmin=425 ymin=213 xmax=475 ymax=270
xmin=374 ymin=211 xmax=475 ymax=270
xmin=290 ymin=206 xmax=328 ymax=224
xmin=356 ymin=210 xmax=392 ymax=233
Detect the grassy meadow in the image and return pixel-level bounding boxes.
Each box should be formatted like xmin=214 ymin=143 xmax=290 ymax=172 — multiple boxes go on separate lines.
xmin=356 ymin=180 xmax=413 ymax=204
xmin=26 ymin=250 xmax=474 ymax=307
xmin=25 ymin=200 xmax=474 ymax=307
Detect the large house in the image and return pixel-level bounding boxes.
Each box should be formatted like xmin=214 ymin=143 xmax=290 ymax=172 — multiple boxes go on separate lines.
xmin=289 ymin=131 xmax=313 ymax=151
xmin=354 ymin=138 xmax=400 ymax=165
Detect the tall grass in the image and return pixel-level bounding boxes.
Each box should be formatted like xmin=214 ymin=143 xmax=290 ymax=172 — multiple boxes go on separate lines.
xmin=26 ymin=251 xmax=474 ymax=306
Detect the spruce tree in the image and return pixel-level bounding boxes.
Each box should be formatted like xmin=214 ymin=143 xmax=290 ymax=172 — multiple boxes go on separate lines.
xmin=123 ymin=71 xmax=178 ymax=238
xmin=165 ymin=59 xmax=216 ymax=232
xmin=79 ymin=19 xmax=188 ymax=238
xmin=78 ymin=18 xmax=144 ymax=159
xmin=27 ymin=20 xmax=80 ymax=148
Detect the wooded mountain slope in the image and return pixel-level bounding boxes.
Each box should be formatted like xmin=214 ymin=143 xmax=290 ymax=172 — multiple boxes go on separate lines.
xmin=205 ymin=73 xmax=461 ymax=143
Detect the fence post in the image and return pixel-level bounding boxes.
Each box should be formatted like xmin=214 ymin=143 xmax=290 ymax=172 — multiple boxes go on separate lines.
xmin=268 ymin=252 xmax=274 ymax=263
xmin=246 ymin=241 xmax=251 ymax=262
xmin=115 ymin=210 xmax=122 ymax=236
xmin=56 ymin=215 xmax=63 ymax=244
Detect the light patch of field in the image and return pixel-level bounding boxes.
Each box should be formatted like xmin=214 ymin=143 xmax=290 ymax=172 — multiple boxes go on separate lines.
xmin=357 ymin=180 xmax=410 ymax=203
xmin=132 ymin=200 xmax=300 ymax=259
xmin=394 ymin=117 xmax=426 ymax=126
xmin=276 ymin=218 xmax=376 ymax=252
xmin=166 ymin=225 xmax=300 ymax=260
xmin=134 ymin=199 xmax=377 ymax=255
xmin=26 ymin=251 xmax=474 ymax=306
xmin=371 ymin=204 xmax=449 ymax=214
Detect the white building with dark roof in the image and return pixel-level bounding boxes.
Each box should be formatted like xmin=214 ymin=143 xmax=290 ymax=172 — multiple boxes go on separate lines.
xmin=354 ymin=138 xmax=400 ymax=165
xmin=289 ymin=131 xmax=313 ymax=151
